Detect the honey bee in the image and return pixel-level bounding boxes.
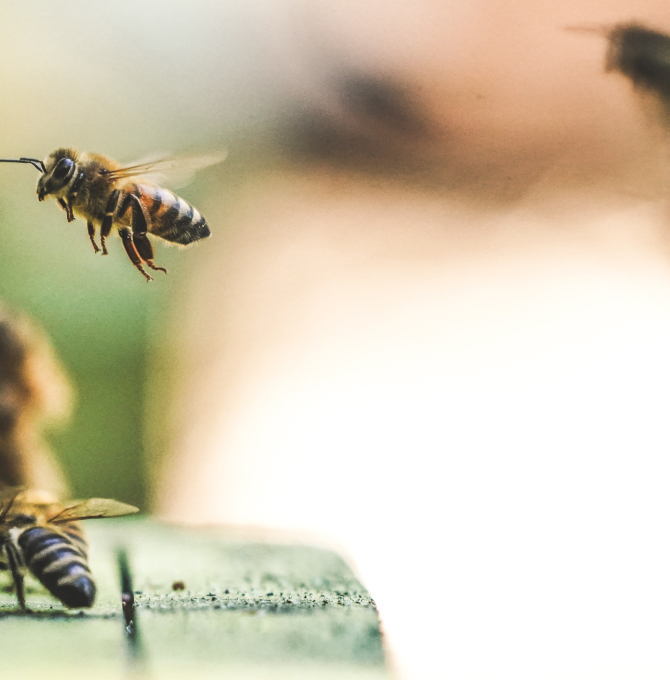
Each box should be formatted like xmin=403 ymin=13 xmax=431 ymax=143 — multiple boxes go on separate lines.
xmin=0 ymin=487 xmax=138 ymax=609
xmin=567 ymin=22 xmax=670 ymax=105
xmin=0 ymin=149 xmax=223 ymax=280
xmin=0 ymin=304 xmax=71 ymax=495
xmin=604 ymin=23 xmax=670 ymax=102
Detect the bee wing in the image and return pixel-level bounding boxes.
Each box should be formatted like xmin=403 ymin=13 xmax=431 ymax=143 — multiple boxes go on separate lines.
xmin=48 ymin=498 xmax=139 ymax=524
xmin=106 ymin=151 xmax=227 ymax=189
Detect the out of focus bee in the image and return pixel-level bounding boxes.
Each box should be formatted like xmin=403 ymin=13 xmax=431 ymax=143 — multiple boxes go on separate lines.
xmin=568 ymin=22 xmax=670 ymax=107
xmin=0 ymin=149 xmax=224 ymax=280
xmin=605 ymin=23 xmax=670 ymax=106
xmin=0 ymin=305 xmax=70 ymax=495
xmin=0 ymin=487 xmax=138 ymax=609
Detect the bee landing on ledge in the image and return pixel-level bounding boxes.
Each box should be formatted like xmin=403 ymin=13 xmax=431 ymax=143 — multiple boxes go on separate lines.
xmin=0 ymin=487 xmax=138 ymax=609
xmin=0 ymin=149 xmax=224 ymax=281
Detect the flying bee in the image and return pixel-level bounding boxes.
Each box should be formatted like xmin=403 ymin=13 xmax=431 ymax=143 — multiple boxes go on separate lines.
xmin=0 ymin=149 xmax=224 ymax=281
xmin=0 ymin=487 xmax=138 ymax=609
xmin=567 ymin=23 xmax=670 ymax=105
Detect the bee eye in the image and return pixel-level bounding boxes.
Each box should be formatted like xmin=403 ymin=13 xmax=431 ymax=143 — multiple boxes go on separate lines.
xmin=53 ymin=158 xmax=74 ymax=181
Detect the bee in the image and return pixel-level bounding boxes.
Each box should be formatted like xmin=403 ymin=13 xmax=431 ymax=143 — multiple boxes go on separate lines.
xmin=0 ymin=150 xmax=223 ymax=281
xmin=0 ymin=487 xmax=138 ymax=609
xmin=0 ymin=305 xmax=71 ymax=494
xmin=567 ymin=23 xmax=670 ymax=104
xmin=604 ymin=23 xmax=670 ymax=102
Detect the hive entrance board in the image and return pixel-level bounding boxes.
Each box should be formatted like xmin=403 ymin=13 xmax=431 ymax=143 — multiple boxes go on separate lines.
xmin=0 ymin=519 xmax=388 ymax=680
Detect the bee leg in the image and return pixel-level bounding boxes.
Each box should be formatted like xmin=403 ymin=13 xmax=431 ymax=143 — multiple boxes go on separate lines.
xmin=87 ymin=221 xmax=100 ymax=254
xmin=119 ymin=227 xmax=152 ymax=281
xmin=100 ymin=189 xmax=120 ymax=256
xmin=133 ymin=233 xmax=167 ymax=274
xmin=57 ymin=198 xmax=74 ymax=222
xmin=5 ymin=543 xmax=25 ymax=609
xmin=128 ymin=194 xmax=168 ymax=274
xmin=57 ymin=198 xmax=75 ymax=222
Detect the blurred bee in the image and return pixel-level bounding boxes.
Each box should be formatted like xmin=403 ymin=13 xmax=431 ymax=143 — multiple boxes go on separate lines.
xmin=567 ymin=23 xmax=670 ymax=106
xmin=0 ymin=305 xmax=70 ymax=495
xmin=0 ymin=149 xmax=224 ymax=281
xmin=605 ymin=23 xmax=670 ymax=104
xmin=0 ymin=487 xmax=138 ymax=609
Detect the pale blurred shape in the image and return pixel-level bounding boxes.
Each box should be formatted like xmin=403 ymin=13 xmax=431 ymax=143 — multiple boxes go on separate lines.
xmin=154 ymin=173 xmax=670 ymax=679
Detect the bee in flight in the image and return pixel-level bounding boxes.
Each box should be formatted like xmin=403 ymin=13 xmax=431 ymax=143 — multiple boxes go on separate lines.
xmin=0 ymin=149 xmax=223 ymax=281
xmin=0 ymin=487 xmax=138 ymax=609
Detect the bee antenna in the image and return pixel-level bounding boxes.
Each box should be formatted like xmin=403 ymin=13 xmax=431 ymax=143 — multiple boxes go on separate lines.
xmin=0 ymin=157 xmax=45 ymax=173
xmin=20 ymin=157 xmax=46 ymax=173
xmin=0 ymin=488 xmax=25 ymax=521
xmin=564 ymin=24 xmax=609 ymax=37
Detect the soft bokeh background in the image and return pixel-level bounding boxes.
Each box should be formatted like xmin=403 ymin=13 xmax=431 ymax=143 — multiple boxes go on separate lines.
xmin=4 ymin=1 xmax=670 ymax=679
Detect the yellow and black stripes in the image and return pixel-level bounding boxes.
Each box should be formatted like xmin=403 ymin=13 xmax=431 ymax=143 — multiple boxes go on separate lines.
xmin=140 ymin=186 xmax=210 ymax=245
xmin=18 ymin=525 xmax=95 ymax=608
xmin=90 ymin=184 xmax=210 ymax=280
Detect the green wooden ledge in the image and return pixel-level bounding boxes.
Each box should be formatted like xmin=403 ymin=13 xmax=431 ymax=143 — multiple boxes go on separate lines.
xmin=0 ymin=518 xmax=390 ymax=680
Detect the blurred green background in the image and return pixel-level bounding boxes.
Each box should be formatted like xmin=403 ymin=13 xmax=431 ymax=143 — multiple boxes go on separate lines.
xmin=0 ymin=152 xmax=254 ymax=510
xmin=0 ymin=0 xmax=284 ymax=510
xmin=0 ymin=176 xmax=206 ymax=510
xmin=0 ymin=0 xmax=413 ymax=510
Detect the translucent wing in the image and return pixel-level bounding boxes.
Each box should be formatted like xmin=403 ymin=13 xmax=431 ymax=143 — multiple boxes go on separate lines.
xmin=48 ymin=498 xmax=139 ymax=524
xmin=105 ymin=151 xmax=227 ymax=189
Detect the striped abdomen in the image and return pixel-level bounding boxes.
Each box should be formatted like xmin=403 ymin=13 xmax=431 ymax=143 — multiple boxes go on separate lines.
xmin=138 ymin=185 xmax=210 ymax=245
xmin=18 ymin=524 xmax=95 ymax=608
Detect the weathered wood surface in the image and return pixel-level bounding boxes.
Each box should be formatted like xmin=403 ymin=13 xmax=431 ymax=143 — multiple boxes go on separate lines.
xmin=0 ymin=519 xmax=389 ymax=680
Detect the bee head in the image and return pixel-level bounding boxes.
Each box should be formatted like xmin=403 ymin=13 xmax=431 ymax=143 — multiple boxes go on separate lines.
xmin=37 ymin=149 xmax=79 ymax=201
